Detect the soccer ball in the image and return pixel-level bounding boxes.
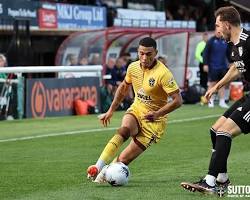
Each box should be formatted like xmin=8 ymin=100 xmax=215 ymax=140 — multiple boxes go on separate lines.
xmin=105 ymin=162 xmax=130 ymax=186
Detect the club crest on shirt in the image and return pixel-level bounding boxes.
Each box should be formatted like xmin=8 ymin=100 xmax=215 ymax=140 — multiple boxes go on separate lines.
xmin=168 ymin=77 xmax=175 ymax=87
xmin=149 ymin=78 xmax=155 ymax=87
xmin=238 ymin=46 xmax=243 ymax=56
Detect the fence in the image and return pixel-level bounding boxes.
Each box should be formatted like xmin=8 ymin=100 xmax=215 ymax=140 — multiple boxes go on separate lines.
xmin=0 ymin=65 xmax=103 ymax=119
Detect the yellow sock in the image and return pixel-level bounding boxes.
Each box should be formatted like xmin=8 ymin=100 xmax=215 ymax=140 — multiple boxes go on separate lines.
xmin=99 ymin=134 xmax=124 ymax=164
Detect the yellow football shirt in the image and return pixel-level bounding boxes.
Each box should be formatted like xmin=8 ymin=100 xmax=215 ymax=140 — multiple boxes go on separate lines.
xmin=125 ymin=60 xmax=179 ymax=112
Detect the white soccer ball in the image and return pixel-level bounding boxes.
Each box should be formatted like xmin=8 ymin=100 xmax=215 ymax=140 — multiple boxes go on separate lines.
xmin=105 ymin=162 xmax=130 ymax=186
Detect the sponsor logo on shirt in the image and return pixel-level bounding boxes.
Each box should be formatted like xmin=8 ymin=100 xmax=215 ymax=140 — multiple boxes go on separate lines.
xmin=234 ymin=60 xmax=246 ymax=72
xmin=137 ymin=88 xmax=152 ymax=102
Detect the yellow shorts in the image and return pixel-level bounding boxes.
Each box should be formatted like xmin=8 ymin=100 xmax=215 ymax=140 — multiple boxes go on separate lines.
xmin=126 ymin=104 xmax=167 ymax=150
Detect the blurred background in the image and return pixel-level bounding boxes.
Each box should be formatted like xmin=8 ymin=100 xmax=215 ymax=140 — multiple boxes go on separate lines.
xmin=0 ymin=0 xmax=249 ymax=119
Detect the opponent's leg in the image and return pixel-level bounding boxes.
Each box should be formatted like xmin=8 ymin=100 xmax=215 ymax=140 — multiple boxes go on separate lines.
xmin=206 ymin=118 xmax=241 ymax=187
xmin=181 ymin=118 xmax=241 ymax=194
xmin=210 ymin=116 xmax=230 ymax=184
xmin=211 ymin=116 xmax=227 ymax=149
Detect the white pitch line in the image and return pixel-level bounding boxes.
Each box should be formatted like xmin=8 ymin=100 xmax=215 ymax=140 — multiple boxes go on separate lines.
xmin=0 ymin=127 xmax=117 ymax=143
xmin=168 ymin=114 xmax=220 ymax=124
xmin=0 ymin=114 xmax=220 ymax=143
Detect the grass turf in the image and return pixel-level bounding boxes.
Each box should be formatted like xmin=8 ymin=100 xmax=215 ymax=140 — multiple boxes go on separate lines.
xmin=0 ymin=104 xmax=249 ymax=200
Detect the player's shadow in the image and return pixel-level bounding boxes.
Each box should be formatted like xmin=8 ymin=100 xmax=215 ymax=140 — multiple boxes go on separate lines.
xmin=94 ymin=179 xmax=169 ymax=188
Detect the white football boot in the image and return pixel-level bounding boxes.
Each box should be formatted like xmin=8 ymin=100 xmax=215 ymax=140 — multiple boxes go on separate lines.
xmin=94 ymin=165 xmax=109 ymax=184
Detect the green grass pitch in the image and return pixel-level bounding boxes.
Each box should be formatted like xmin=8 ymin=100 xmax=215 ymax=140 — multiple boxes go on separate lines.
xmin=0 ymin=104 xmax=249 ymax=200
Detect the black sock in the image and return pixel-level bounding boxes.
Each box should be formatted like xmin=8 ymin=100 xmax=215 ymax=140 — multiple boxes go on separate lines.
xmin=208 ymin=150 xmax=216 ymax=176
xmin=207 ymin=128 xmax=217 ymax=176
xmin=210 ymin=128 xmax=216 ymax=149
xmin=208 ymin=132 xmax=232 ymax=177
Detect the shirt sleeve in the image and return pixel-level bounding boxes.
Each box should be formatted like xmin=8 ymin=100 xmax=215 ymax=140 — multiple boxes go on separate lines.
xmin=160 ymin=68 xmax=179 ymax=95
xmin=246 ymin=37 xmax=250 ymax=52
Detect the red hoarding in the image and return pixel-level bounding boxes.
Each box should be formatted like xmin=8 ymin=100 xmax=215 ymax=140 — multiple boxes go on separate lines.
xmin=38 ymin=8 xmax=57 ymax=29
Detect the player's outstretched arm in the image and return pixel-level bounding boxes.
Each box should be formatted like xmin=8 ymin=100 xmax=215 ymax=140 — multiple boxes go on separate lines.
xmin=144 ymin=91 xmax=182 ymax=121
xmin=99 ymin=80 xmax=130 ymax=127
xmin=157 ymin=91 xmax=182 ymax=117
xmin=205 ymin=63 xmax=240 ymax=101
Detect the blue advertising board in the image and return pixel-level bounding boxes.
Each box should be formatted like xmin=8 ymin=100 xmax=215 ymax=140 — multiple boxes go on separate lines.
xmin=26 ymin=77 xmax=100 ymax=118
xmin=56 ymin=4 xmax=106 ymax=29
xmin=0 ymin=0 xmax=38 ymax=28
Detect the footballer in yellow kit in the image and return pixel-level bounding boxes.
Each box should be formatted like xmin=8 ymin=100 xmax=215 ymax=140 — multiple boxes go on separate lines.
xmin=87 ymin=37 xmax=182 ymax=183
xmin=125 ymin=60 xmax=179 ymax=149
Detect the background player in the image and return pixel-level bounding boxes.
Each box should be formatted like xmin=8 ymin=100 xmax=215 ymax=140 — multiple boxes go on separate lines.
xmin=203 ymin=29 xmax=230 ymax=108
xmin=195 ymin=32 xmax=208 ymax=90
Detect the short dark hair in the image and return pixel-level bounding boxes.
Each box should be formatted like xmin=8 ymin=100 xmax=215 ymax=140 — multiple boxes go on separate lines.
xmin=215 ymin=6 xmax=241 ymax=26
xmin=139 ymin=37 xmax=157 ymax=49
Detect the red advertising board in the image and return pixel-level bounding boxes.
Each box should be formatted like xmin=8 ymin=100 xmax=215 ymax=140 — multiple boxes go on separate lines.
xmin=38 ymin=8 xmax=57 ymax=29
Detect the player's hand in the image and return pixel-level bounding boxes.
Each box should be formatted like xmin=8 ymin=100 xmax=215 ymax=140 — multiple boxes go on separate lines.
xmin=204 ymin=87 xmax=217 ymax=102
xmin=144 ymin=111 xmax=159 ymax=122
xmin=98 ymin=110 xmax=113 ymax=127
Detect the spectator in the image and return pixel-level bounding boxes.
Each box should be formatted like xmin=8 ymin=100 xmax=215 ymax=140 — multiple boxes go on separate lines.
xmin=100 ymin=57 xmax=116 ymax=113
xmin=0 ymin=54 xmax=14 ymax=120
xmin=197 ymin=16 xmax=209 ymax=32
xmin=105 ymin=57 xmax=116 ymax=95
xmin=174 ymin=5 xmax=186 ymax=20
xmin=112 ymin=57 xmax=126 ymax=87
xmin=120 ymin=52 xmax=132 ymax=69
xmin=203 ymin=29 xmax=229 ymax=108
xmin=166 ymin=8 xmax=174 ymax=20
xmin=112 ymin=57 xmax=131 ymax=110
xmin=107 ymin=7 xmax=117 ymax=27
xmin=195 ymin=32 xmax=208 ymax=90
xmin=79 ymin=57 xmax=89 ymax=65
xmin=66 ymin=54 xmax=78 ymax=66
xmin=89 ymin=53 xmax=101 ymax=65
xmin=0 ymin=54 xmax=7 ymax=79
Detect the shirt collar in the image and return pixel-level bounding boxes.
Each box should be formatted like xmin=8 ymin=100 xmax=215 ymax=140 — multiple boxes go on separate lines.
xmin=234 ymin=28 xmax=243 ymax=45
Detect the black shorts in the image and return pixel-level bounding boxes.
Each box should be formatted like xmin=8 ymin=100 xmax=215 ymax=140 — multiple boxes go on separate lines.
xmin=208 ymin=68 xmax=228 ymax=82
xmin=223 ymin=95 xmax=250 ymax=134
